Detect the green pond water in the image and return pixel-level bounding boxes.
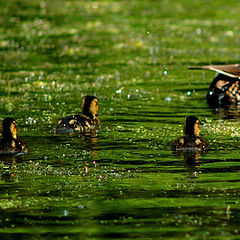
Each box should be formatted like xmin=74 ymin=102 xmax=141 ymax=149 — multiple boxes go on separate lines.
xmin=0 ymin=0 xmax=240 ymax=239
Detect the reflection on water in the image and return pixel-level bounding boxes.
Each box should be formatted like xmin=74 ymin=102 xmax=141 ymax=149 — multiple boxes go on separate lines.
xmin=0 ymin=155 xmax=27 ymax=182
xmin=78 ymin=131 xmax=100 ymax=159
xmin=174 ymin=150 xmax=202 ymax=168
xmin=213 ymin=103 xmax=240 ymax=119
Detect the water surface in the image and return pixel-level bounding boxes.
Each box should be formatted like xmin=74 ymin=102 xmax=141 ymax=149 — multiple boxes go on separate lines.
xmin=0 ymin=0 xmax=240 ymax=239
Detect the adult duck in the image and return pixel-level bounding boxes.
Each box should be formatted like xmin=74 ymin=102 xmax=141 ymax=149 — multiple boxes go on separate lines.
xmin=189 ymin=64 xmax=240 ymax=107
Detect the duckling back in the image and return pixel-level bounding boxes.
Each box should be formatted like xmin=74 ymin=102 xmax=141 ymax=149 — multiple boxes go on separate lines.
xmin=171 ymin=136 xmax=209 ymax=151
xmin=0 ymin=138 xmax=27 ymax=155
xmin=55 ymin=115 xmax=99 ymax=134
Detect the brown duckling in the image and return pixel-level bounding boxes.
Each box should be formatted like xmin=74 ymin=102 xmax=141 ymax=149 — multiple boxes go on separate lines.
xmin=55 ymin=95 xmax=100 ymax=133
xmin=0 ymin=118 xmax=28 ymax=155
xmin=189 ymin=64 xmax=240 ymax=107
xmin=171 ymin=116 xmax=209 ymax=151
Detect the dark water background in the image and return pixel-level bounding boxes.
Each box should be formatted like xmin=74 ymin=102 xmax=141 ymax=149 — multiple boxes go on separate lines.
xmin=0 ymin=0 xmax=240 ymax=239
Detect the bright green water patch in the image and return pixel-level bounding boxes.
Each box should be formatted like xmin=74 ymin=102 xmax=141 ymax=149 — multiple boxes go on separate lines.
xmin=0 ymin=0 xmax=240 ymax=239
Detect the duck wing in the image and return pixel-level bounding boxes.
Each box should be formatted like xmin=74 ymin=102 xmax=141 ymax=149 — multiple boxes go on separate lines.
xmin=189 ymin=64 xmax=240 ymax=78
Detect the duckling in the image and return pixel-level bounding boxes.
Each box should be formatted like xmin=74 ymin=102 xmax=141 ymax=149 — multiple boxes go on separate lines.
xmin=171 ymin=116 xmax=209 ymax=151
xmin=55 ymin=96 xmax=100 ymax=133
xmin=0 ymin=118 xmax=28 ymax=154
xmin=189 ymin=64 xmax=240 ymax=107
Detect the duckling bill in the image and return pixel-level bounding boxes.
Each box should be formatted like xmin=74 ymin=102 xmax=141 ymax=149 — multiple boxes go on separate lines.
xmin=171 ymin=116 xmax=209 ymax=151
xmin=55 ymin=96 xmax=100 ymax=133
xmin=0 ymin=118 xmax=28 ymax=154
xmin=189 ymin=64 xmax=240 ymax=107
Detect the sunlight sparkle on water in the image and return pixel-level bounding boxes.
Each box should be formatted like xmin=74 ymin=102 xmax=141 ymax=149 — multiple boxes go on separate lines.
xmin=164 ymin=97 xmax=172 ymax=102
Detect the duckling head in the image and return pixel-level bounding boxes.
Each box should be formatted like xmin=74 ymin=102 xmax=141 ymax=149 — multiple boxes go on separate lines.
xmin=1 ymin=118 xmax=17 ymax=140
xmin=184 ymin=116 xmax=200 ymax=136
xmin=82 ymin=96 xmax=99 ymax=119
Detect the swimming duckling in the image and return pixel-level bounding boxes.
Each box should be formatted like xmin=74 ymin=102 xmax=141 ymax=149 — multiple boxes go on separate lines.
xmin=55 ymin=95 xmax=100 ymax=133
xmin=171 ymin=116 xmax=209 ymax=151
xmin=0 ymin=118 xmax=28 ymax=154
xmin=189 ymin=64 xmax=240 ymax=107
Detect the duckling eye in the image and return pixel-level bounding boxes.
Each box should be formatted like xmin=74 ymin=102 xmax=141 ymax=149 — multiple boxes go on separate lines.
xmin=93 ymin=99 xmax=98 ymax=106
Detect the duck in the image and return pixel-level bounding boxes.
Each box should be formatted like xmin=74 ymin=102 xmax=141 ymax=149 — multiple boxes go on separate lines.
xmin=189 ymin=64 xmax=240 ymax=107
xmin=55 ymin=95 xmax=100 ymax=133
xmin=0 ymin=118 xmax=28 ymax=155
xmin=171 ymin=116 xmax=209 ymax=151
